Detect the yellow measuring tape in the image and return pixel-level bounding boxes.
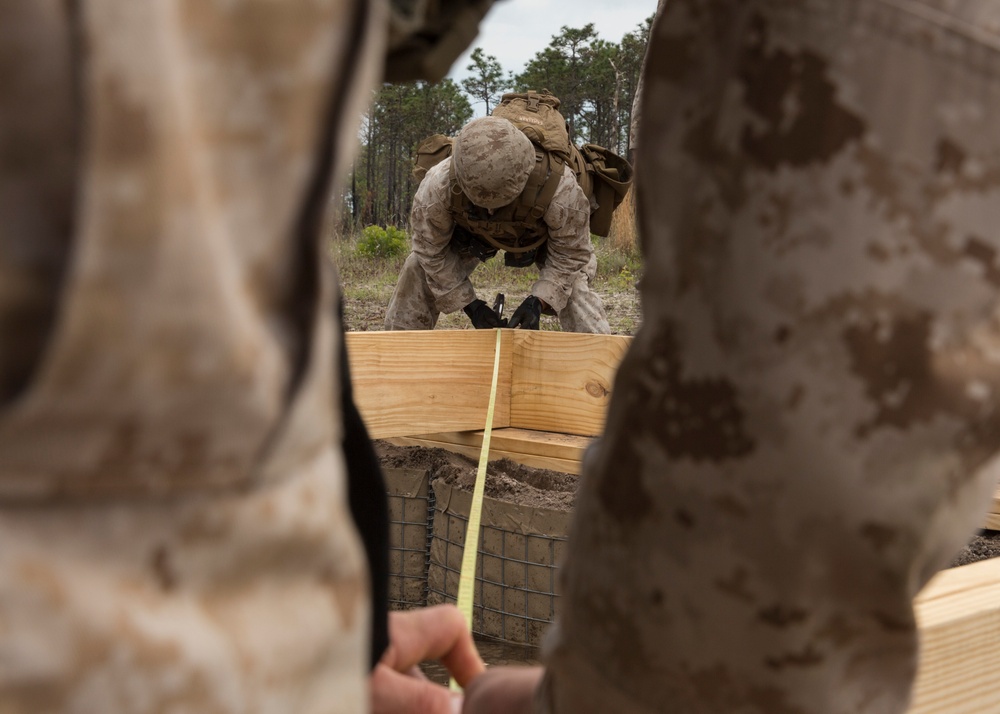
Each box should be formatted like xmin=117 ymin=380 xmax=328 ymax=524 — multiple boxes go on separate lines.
xmin=450 ymin=327 xmax=503 ymax=692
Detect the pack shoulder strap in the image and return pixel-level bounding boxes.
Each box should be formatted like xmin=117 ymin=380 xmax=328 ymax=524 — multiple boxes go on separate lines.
xmin=512 ymin=150 xmax=562 ymax=224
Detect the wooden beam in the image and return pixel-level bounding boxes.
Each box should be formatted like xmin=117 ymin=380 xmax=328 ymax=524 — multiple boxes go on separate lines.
xmin=387 ymin=427 xmax=592 ymax=475
xmin=978 ymin=485 xmax=1000 ymax=531
xmin=509 ymin=331 xmax=631 ymax=437
xmin=347 ymin=330 xmax=631 ymax=440
xmin=487 ymin=427 xmax=593 ymax=462
xmin=346 ymin=330 xmax=512 ymax=439
xmin=911 ymin=558 xmax=1000 ymax=712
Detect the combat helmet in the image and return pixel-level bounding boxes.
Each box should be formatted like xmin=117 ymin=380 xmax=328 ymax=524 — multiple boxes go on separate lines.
xmin=451 ymin=116 xmax=535 ymax=209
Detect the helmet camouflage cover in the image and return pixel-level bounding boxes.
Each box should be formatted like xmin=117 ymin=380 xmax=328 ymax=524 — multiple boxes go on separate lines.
xmin=452 ymin=116 xmax=535 ymax=209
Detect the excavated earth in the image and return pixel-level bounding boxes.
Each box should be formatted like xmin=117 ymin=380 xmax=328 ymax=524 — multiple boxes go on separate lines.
xmin=375 ymin=441 xmax=577 ymax=511
xmin=374 ymin=440 xmax=1000 ymax=567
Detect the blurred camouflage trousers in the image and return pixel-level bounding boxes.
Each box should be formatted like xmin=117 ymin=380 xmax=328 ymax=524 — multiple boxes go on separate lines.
xmin=0 ymin=0 xmax=388 ymax=710
xmin=540 ymin=1 xmax=1000 ymax=712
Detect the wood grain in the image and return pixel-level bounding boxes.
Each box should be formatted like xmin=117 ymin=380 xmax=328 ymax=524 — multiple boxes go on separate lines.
xmin=347 ymin=330 xmax=631 ymax=439
xmin=911 ymin=558 xmax=1000 ymax=712
xmin=346 ymin=330 xmax=512 ymax=439
xmin=509 ymin=331 xmax=631 ymax=437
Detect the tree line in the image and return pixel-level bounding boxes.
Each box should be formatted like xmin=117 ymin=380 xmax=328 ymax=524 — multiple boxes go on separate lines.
xmin=338 ymin=17 xmax=653 ymax=233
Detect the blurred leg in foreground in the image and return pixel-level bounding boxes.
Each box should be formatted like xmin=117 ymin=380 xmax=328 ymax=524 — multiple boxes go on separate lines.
xmin=0 ymin=1 xmax=386 ymax=711
xmin=540 ymin=1 xmax=1000 ymax=712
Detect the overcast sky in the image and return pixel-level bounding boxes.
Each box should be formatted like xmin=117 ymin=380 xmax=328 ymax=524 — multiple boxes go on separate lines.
xmin=448 ymin=0 xmax=658 ymax=110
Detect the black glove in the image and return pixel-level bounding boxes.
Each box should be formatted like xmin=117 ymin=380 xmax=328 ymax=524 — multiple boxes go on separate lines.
xmin=464 ymin=299 xmax=507 ymax=329
xmin=508 ymin=295 xmax=543 ymax=330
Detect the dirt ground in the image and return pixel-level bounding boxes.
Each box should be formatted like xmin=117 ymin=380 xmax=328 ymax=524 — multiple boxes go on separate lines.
xmin=375 ymin=441 xmax=576 ymax=511
xmin=375 ymin=441 xmax=1000 ymax=568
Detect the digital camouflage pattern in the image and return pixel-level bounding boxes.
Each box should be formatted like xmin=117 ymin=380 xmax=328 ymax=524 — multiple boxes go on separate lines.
xmin=540 ymin=0 xmax=1000 ymax=712
xmin=4 ymin=0 xmax=1000 ymax=710
xmin=384 ymin=158 xmax=611 ymax=333
xmin=452 ymin=117 xmax=536 ymax=210
xmin=0 ymin=0 xmax=390 ymax=710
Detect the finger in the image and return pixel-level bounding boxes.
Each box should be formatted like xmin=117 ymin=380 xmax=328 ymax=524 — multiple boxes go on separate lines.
xmin=380 ymin=605 xmax=486 ymax=687
xmin=407 ymin=665 xmax=429 ymax=681
xmin=384 ymin=605 xmax=484 ymax=685
xmin=462 ymin=666 xmax=544 ymax=714
xmin=370 ymin=663 xmax=462 ymax=714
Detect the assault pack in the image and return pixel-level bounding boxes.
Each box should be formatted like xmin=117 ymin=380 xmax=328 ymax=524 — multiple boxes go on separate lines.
xmin=412 ymin=90 xmax=633 ymax=265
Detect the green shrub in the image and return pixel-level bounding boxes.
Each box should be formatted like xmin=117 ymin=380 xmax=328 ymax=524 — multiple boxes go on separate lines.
xmin=355 ymin=225 xmax=409 ymax=259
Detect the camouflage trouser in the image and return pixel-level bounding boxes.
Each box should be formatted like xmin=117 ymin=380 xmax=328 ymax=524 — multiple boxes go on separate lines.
xmin=540 ymin=1 xmax=1000 ymax=713
xmin=0 ymin=451 xmax=367 ymax=713
xmin=384 ymin=252 xmax=611 ymax=334
xmin=0 ymin=0 xmax=390 ymax=710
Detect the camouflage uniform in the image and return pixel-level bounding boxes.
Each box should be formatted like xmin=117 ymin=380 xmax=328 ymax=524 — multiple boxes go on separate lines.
xmin=0 ymin=0 xmax=392 ymax=711
xmin=383 ymin=158 xmax=611 ymax=334
xmin=540 ymin=1 xmax=1000 ymax=712
xmin=7 ymin=0 xmax=1000 ymax=711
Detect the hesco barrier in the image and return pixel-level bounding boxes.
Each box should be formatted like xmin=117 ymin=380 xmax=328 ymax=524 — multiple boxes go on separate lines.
xmin=385 ymin=468 xmax=435 ymax=609
xmin=384 ymin=468 xmax=571 ymax=646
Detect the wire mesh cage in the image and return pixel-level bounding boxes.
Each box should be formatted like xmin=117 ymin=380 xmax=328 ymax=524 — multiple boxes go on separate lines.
xmin=384 ymin=467 xmax=434 ymax=609
xmin=425 ymin=480 xmax=571 ymax=646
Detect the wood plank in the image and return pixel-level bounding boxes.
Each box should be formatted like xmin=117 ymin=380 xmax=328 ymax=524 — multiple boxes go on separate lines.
xmin=399 ymin=427 xmax=592 ymax=463
xmin=488 ymin=427 xmax=593 ymax=462
xmin=509 ymin=331 xmax=631 ymax=437
xmin=346 ymin=330 xmax=512 ymax=439
xmin=910 ymin=558 xmax=1000 ymax=712
xmin=387 ymin=434 xmax=583 ymax=475
xmin=347 ymin=330 xmax=631 ymax=439
xmin=980 ymin=485 xmax=1000 ymax=531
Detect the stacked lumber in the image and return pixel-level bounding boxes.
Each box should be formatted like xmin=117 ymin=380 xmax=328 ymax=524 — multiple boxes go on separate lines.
xmin=346 ymin=329 xmax=631 ymax=440
xmin=347 ymin=329 xmax=624 ymax=473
